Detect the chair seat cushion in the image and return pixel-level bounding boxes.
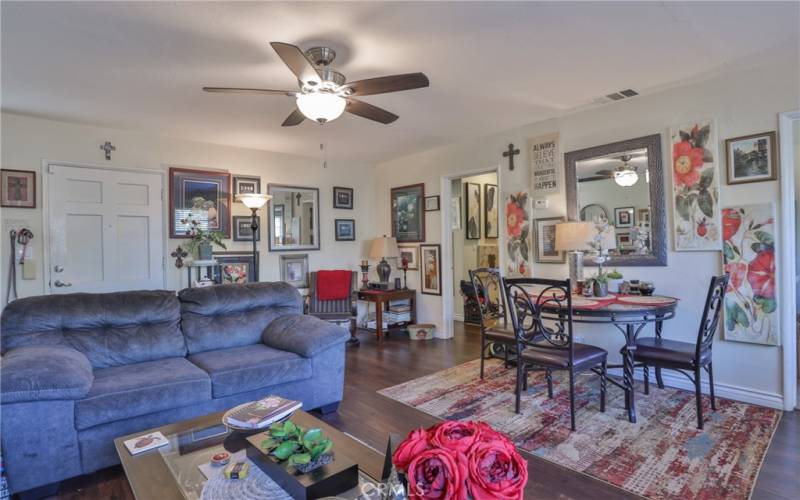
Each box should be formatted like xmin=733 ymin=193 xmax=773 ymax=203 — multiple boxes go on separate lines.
xmin=76 ymin=357 xmax=211 ymax=430
xmin=633 ymin=337 xmax=710 ymax=366
xmin=189 ymin=344 xmax=312 ymax=398
xmin=520 ymin=343 xmax=607 ymax=369
xmin=484 ymin=327 xmax=516 ymax=343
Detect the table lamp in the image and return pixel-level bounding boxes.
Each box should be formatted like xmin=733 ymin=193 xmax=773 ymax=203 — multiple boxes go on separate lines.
xmin=555 ymin=222 xmax=595 ymax=285
xmin=236 ymin=193 xmax=272 ymax=282
xmin=368 ymin=235 xmax=400 ymax=284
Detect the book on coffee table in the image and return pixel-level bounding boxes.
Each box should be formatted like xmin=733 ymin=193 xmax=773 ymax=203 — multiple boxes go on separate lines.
xmin=224 ymin=396 xmax=301 ymax=429
xmin=123 ymin=431 xmax=168 ymax=455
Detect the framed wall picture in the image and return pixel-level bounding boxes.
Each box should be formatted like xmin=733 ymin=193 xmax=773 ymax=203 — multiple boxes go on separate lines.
xmin=334 ymin=219 xmax=356 ymax=241
xmin=391 ymin=183 xmax=425 ymax=242
xmin=333 ymin=186 xmax=353 ymax=209
xmin=233 ymin=176 xmax=261 ymax=197
xmin=1 ymin=169 xmax=36 ymax=208
xmin=280 ymin=253 xmax=309 ymax=288
xmin=464 ymin=182 xmax=481 ymax=240
xmin=169 ymin=167 xmax=231 ymax=238
xmin=637 ymin=208 xmax=651 ymax=227
xmin=451 ymin=197 xmax=462 ymax=230
xmin=232 ymin=215 xmax=259 ymax=241
xmin=483 ymin=183 xmax=499 ymax=239
xmin=616 ymin=232 xmax=633 ymax=248
xmin=424 ymin=195 xmax=440 ymax=211
xmin=534 ymin=217 xmax=565 ymax=263
xmin=398 ymin=244 xmax=419 ymax=270
xmin=419 ymin=244 xmax=442 ymax=295
xmin=725 ymin=132 xmax=778 ymax=185
xmin=477 ymin=244 xmax=499 ymax=268
xmin=614 ymin=206 xmax=635 ymax=228
xmin=213 ymin=252 xmax=256 ymax=284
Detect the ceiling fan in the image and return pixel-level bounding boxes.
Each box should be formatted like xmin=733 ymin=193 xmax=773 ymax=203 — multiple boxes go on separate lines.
xmin=590 ymin=154 xmax=645 ymax=187
xmin=203 ymin=42 xmax=429 ymax=126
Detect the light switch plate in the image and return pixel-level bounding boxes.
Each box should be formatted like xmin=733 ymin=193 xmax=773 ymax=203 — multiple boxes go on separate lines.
xmin=533 ymin=198 xmax=549 ymax=209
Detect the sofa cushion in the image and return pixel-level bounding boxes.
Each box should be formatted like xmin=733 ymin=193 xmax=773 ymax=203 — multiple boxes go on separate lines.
xmin=1 ymin=346 xmax=93 ymax=403
xmin=262 ymin=314 xmax=350 ymax=357
xmin=1 ymin=290 xmax=186 ymax=369
xmin=179 ymin=282 xmax=302 ymax=355
xmin=188 ymin=344 xmax=312 ymax=398
xmin=75 ymin=357 xmax=211 ymax=430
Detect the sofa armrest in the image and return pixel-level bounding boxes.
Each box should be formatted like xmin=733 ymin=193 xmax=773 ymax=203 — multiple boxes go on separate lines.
xmin=1 ymin=345 xmax=94 ymax=403
xmin=262 ymin=314 xmax=349 ymax=358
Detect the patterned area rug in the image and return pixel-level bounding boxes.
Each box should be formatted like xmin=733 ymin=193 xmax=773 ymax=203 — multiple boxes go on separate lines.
xmin=378 ymin=358 xmax=781 ymax=500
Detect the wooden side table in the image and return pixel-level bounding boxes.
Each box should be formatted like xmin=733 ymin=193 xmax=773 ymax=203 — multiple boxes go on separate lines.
xmin=357 ymin=289 xmax=416 ymax=340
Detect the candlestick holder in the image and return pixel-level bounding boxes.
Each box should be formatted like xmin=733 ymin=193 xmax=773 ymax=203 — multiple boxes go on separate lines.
xmin=401 ymin=257 xmax=409 ymax=290
xmin=359 ymin=263 xmax=370 ymax=290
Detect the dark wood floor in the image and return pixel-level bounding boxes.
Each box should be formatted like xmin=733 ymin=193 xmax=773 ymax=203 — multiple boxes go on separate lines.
xmin=49 ymin=323 xmax=799 ymax=499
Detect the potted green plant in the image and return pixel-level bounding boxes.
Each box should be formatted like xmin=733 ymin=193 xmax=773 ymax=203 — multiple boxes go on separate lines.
xmin=606 ymin=269 xmax=624 ymax=293
xmin=182 ymin=214 xmax=226 ymax=260
xmin=259 ymin=420 xmax=334 ymax=472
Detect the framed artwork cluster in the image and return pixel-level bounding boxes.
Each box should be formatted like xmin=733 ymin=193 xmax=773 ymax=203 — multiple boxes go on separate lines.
xmin=391 ymin=183 xmax=425 ymax=242
xmin=1 ymin=169 xmax=36 ymax=208
xmin=462 ymin=182 xmax=499 ymax=240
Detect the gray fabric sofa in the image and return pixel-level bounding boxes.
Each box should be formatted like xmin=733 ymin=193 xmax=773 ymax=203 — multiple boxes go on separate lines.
xmin=0 ymin=282 xmax=348 ymax=495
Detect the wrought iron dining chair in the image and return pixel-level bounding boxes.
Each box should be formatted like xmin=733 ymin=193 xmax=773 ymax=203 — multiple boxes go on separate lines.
xmin=468 ymin=268 xmax=515 ymax=379
xmin=633 ymin=274 xmax=729 ymax=429
xmin=502 ymin=277 xmax=607 ymax=431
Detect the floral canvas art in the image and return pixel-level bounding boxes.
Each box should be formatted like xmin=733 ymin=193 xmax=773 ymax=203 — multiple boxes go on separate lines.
xmin=721 ymin=203 xmax=779 ymax=346
xmin=670 ymin=120 xmax=721 ymax=251
xmin=505 ymin=191 xmax=532 ymax=277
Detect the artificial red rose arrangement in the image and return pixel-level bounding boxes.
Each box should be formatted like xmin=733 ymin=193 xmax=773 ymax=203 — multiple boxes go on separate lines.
xmin=392 ymin=421 xmax=528 ymax=500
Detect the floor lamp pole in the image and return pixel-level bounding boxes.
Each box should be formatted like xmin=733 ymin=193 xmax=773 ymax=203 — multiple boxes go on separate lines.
xmin=250 ymin=207 xmax=259 ymax=282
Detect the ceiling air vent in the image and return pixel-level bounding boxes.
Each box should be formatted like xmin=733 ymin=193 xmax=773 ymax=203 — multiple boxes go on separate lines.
xmin=596 ymin=88 xmax=640 ymax=104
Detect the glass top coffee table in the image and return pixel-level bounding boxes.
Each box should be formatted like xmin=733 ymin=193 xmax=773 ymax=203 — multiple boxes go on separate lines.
xmin=114 ymin=410 xmax=385 ymax=500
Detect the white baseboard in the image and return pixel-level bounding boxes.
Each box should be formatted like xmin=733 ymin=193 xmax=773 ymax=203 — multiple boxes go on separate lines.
xmin=608 ymin=368 xmax=784 ymax=410
xmin=454 ymin=313 xmax=464 ymax=322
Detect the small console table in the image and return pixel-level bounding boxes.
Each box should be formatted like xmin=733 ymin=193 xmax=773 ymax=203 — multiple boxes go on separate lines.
xmin=186 ymin=260 xmax=220 ymax=288
xmin=357 ymin=288 xmax=416 ymax=340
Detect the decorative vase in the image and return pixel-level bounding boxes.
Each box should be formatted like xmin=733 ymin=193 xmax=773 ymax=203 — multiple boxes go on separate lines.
xmin=608 ymin=278 xmax=624 ymax=294
xmin=593 ymin=280 xmax=608 ymax=297
xmin=198 ymin=241 xmax=213 ymax=261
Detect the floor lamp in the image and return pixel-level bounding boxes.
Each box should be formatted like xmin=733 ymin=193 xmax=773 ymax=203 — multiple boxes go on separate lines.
xmin=237 ymin=193 xmax=272 ymax=282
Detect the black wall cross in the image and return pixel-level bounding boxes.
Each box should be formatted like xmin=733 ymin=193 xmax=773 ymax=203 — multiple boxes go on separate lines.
xmin=100 ymin=141 xmax=116 ymax=160
xmin=503 ymin=143 xmax=520 ymax=171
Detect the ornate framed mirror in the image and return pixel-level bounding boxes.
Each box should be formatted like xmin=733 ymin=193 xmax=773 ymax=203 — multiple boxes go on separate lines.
xmin=267 ymin=184 xmax=320 ymax=252
xmin=565 ymin=134 xmax=667 ymax=266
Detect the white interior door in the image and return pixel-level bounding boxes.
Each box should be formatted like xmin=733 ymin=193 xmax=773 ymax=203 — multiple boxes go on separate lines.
xmin=48 ymin=164 xmax=164 ymax=293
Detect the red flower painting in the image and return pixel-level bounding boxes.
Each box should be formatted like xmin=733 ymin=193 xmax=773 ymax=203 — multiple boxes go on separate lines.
xmin=721 ymin=204 xmax=778 ymax=345
xmin=672 ymin=140 xmax=704 ymax=187
xmin=504 ymin=191 xmax=531 ymax=278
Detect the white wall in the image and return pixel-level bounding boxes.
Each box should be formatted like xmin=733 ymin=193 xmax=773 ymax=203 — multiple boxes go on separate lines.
xmin=0 ymin=112 xmax=376 ymax=300
xmin=374 ymin=49 xmax=799 ymax=406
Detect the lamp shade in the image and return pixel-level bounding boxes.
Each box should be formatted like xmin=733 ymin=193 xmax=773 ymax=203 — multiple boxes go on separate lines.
xmin=555 ymin=222 xmax=595 ymax=252
xmin=296 ymin=92 xmax=346 ymax=123
xmin=368 ymin=236 xmax=400 ymax=259
xmin=236 ymin=193 xmax=272 ymax=209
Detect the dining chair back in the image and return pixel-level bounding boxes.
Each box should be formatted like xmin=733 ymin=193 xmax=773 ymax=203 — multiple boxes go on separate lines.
xmin=695 ymin=274 xmax=729 ymax=358
xmin=468 ymin=268 xmax=514 ymax=379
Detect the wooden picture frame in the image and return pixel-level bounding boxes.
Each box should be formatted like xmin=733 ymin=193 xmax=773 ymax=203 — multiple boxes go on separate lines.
xmin=725 ymin=131 xmax=778 ymax=185
xmin=333 ymin=186 xmax=354 ymax=209
xmin=0 ymin=169 xmax=36 ymax=208
xmin=424 ymin=195 xmax=440 ymax=211
xmin=614 ymin=206 xmax=635 ymax=228
xmin=419 ymin=244 xmax=442 ymax=295
xmin=169 ymin=167 xmax=231 ymax=238
xmin=464 ymin=182 xmax=481 ymax=240
xmin=391 ymin=183 xmax=425 ymax=242
xmin=233 ymin=176 xmax=261 ymax=198
xmin=534 ymin=216 xmax=566 ymax=263
xmin=334 ymin=219 xmax=356 ymax=241
xmin=483 ymin=183 xmax=499 ymax=239
xmin=232 ymin=215 xmax=260 ymax=241
xmin=398 ymin=244 xmax=420 ymax=270
xmin=212 ymin=251 xmax=256 ymax=284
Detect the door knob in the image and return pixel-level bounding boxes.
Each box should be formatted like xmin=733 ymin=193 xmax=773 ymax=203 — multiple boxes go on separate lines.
xmin=54 ymin=280 xmax=72 ymax=287
xmin=54 ymin=265 xmax=64 ymax=273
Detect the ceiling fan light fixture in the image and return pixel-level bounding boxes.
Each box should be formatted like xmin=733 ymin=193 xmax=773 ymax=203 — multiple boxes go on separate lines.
xmin=614 ymin=169 xmax=639 ymax=187
xmin=296 ymin=92 xmax=346 ymax=123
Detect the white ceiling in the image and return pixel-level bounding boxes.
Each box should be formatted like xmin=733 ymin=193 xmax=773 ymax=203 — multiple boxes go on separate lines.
xmin=2 ymin=1 xmax=797 ymax=164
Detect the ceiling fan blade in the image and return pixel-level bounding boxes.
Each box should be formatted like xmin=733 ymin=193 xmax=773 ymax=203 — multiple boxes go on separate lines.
xmin=270 ymin=42 xmax=321 ymax=86
xmin=595 ymin=170 xmax=613 ymax=176
xmin=203 ymin=87 xmax=295 ymax=96
xmin=344 ymin=72 xmax=429 ymax=96
xmin=345 ymin=98 xmax=399 ymax=124
xmin=281 ymin=109 xmax=306 ymax=127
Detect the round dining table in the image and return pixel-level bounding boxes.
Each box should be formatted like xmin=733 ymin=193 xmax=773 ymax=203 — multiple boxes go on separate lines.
xmin=540 ymin=293 xmax=679 ymax=424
